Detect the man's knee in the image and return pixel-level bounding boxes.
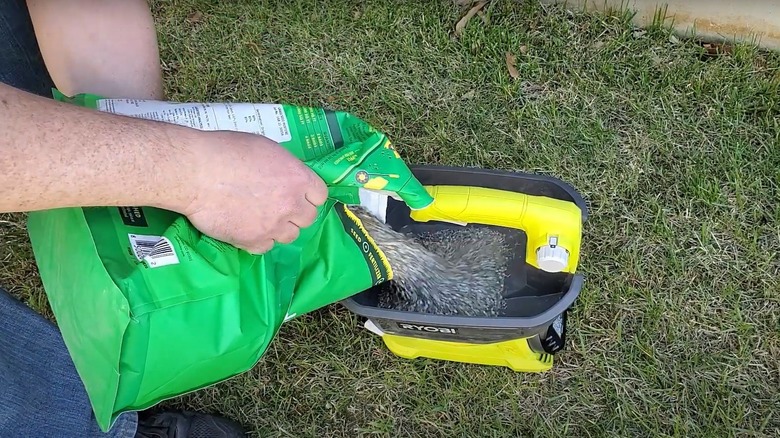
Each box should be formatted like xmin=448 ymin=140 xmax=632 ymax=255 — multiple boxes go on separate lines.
xmin=24 ymin=0 xmax=163 ymax=99
xmin=0 ymin=0 xmax=54 ymax=97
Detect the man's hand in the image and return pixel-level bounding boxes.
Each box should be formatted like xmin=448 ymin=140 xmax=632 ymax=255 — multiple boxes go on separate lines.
xmin=181 ymin=130 xmax=328 ymax=254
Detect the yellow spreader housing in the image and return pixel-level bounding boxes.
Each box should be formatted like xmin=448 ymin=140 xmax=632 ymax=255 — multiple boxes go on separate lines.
xmin=342 ymin=165 xmax=588 ymax=372
xmin=374 ymin=326 xmax=556 ymax=372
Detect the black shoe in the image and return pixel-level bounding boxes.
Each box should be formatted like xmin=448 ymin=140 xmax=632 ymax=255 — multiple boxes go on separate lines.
xmin=135 ymin=410 xmax=246 ymax=438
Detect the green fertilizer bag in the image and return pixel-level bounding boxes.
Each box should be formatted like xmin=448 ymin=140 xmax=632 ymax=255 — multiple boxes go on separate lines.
xmin=26 ymin=90 xmax=433 ymax=432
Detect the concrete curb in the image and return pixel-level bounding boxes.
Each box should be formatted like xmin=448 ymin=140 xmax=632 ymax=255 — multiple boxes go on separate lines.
xmin=540 ymin=0 xmax=780 ymax=50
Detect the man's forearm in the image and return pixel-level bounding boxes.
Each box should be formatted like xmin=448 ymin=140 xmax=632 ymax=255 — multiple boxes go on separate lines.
xmin=0 ymin=83 xmax=201 ymax=213
xmin=2 ymin=0 xmax=191 ymax=213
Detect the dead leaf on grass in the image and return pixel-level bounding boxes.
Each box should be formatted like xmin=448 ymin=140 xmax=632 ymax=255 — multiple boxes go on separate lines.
xmin=186 ymin=11 xmax=203 ymax=24
xmin=455 ymin=1 xmax=487 ymax=37
xmin=506 ymin=51 xmax=520 ymax=79
xmin=246 ymin=41 xmax=262 ymax=55
xmin=462 ymin=90 xmax=476 ymax=99
xmin=701 ymin=42 xmax=734 ymax=57
xmin=519 ymin=45 xmax=528 ymax=55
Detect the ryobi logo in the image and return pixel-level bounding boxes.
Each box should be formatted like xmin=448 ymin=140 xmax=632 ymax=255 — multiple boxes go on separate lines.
xmin=396 ymin=323 xmax=458 ymax=334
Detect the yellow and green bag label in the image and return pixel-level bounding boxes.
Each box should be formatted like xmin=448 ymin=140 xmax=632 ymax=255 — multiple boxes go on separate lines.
xmin=27 ymin=90 xmax=432 ymax=431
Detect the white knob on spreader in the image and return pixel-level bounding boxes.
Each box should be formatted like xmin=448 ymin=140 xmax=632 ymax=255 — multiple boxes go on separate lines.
xmin=536 ymin=236 xmax=569 ymax=272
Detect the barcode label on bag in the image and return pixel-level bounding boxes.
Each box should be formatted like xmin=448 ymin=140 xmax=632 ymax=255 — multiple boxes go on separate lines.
xmin=129 ymin=234 xmax=179 ymax=268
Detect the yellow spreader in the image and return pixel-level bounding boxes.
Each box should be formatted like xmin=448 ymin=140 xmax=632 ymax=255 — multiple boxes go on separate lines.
xmin=342 ymin=165 xmax=588 ymax=372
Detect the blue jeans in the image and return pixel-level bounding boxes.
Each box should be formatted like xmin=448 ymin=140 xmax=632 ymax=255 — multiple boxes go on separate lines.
xmin=0 ymin=0 xmax=137 ymax=436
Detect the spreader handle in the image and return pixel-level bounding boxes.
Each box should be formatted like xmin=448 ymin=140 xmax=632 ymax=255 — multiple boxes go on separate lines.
xmin=409 ymin=185 xmax=583 ymax=273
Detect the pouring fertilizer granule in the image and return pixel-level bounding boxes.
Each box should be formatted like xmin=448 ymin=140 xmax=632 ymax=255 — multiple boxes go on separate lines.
xmin=349 ymin=206 xmax=509 ymax=317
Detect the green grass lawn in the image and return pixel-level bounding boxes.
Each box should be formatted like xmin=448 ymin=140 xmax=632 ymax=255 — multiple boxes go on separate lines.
xmin=2 ymin=0 xmax=780 ymax=436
